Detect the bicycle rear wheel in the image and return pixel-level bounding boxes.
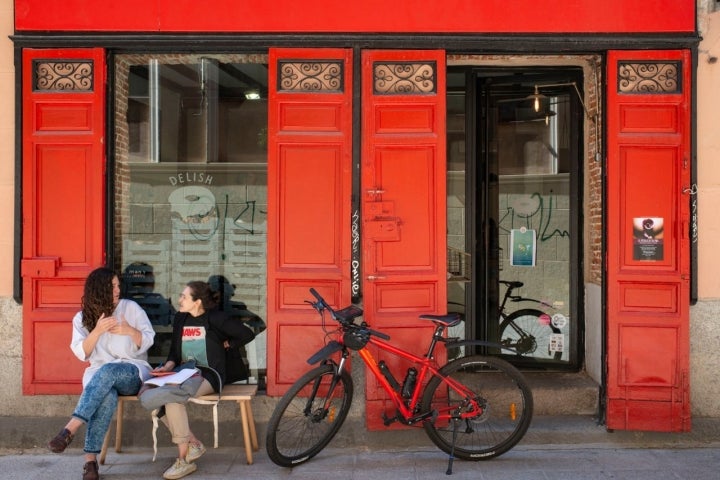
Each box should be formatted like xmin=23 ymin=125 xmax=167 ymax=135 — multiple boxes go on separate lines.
xmin=421 ymin=355 xmax=533 ymax=460
xmin=499 ymin=308 xmax=563 ymax=361
xmin=265 ymin=364 xmax=353 ymax=467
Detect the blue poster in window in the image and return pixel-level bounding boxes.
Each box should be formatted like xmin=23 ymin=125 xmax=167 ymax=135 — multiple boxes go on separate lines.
xmin=510 ymin=228 xmax=536 ymax=267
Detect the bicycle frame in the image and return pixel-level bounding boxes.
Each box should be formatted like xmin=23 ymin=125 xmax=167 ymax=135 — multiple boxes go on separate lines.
xmin=352 ymin=331 xmax=481 ymax=425
xmin=304 ymin=287 xmax=503 ymax=425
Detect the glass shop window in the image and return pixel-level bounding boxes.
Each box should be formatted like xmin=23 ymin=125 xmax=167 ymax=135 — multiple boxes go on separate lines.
xmin=114 ymin=54 xmax=269 ymax=387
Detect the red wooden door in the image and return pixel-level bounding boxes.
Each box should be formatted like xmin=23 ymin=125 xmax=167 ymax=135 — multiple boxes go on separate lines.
xmin=266 ymin=48 xmax=354 ymax=395
xmin=21 ymin=48 xmax=107 ymax=394
xmin=361 ymin=50 xmax=447 ymax=429
xmin=606 ymin=50 xmax=691 ymax=431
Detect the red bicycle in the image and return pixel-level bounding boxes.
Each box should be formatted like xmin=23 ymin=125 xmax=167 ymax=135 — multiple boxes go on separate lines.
xmin=265 ymin=288 xmax=533 ymax=473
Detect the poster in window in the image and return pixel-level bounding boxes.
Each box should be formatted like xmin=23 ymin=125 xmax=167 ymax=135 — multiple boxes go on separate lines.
xmin=510 ymin=227 xmax=536 ymax=267
xmin=633 ymin=217 xmax=664 ymax=261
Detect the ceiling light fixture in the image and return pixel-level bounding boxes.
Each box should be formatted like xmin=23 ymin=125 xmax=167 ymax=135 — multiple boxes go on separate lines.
xmin=244 ymin=90 xmax=261 ymax=100
xmin=534 ymin=81 xmax=601 ymax=161
xmin=527 ymin=85 xmax=546 ymax=113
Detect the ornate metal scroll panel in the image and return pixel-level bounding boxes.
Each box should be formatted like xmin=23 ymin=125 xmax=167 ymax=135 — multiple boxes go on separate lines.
xmin=33 ymin=60 xmax=94 ymax=92
xmin=373 ymin=61 xmax=436 ymax=95
xmin=617 ymin=61 xmax=681 ymax=94
xmin=277 ymin=60 xmax=344 ymax=93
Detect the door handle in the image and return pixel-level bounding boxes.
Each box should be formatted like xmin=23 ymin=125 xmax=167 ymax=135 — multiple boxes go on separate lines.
xmin=366 ymin=275 xmax=386 ymax=281
xmin=366 ymin=189 xmax=385 ymax=195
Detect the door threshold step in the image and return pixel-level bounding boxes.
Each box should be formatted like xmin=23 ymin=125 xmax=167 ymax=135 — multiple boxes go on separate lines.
xmin=523 ymin=371 xmax=599 ymax=416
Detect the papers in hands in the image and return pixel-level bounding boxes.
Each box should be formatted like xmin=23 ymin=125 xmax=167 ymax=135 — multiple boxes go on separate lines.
xmin=144 ymin=368 xmax=198 ymax=386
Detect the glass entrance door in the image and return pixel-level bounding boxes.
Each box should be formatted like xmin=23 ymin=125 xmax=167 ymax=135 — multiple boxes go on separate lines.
xmin=447 ymin=67 xmax=583 ymax=369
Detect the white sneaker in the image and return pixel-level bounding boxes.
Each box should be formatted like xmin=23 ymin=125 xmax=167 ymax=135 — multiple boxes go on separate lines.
xmin=186 ymin=442 xmax=206 ymax=463
xmin=163 ymin=458 xmax=197 ymax=480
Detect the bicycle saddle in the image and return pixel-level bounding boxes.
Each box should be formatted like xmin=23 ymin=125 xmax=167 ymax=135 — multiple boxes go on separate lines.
xmin=418 ymin=313 xmax=461 ymax=327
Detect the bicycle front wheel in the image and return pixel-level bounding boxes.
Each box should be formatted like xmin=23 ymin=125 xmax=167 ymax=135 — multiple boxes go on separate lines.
xmin=265 ymin=364 xmax=353 ymax=467
xmin=421 ymin=355 xmax=533 ymax=460
xmin=499 ymin=308 xmax=563 ymax=361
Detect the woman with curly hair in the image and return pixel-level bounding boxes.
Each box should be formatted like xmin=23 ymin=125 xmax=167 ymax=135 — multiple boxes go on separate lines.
xmin=47 ymin=267 xmax=155 ymax=480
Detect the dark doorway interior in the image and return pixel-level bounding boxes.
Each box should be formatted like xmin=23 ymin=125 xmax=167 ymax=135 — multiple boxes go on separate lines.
xmin=447 ymin=67 xmax=584 ymax=371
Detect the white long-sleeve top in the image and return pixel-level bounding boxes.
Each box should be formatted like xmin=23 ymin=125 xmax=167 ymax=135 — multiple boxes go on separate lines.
xmin=70 ymin=299 xmax=155 ymax=387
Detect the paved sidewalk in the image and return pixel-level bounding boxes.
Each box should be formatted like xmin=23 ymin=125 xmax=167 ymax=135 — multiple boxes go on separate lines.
xmin=2 ymin=416 xmax=719 ymax=479
xmin=1 ymin=443 xmax=718 ymax=480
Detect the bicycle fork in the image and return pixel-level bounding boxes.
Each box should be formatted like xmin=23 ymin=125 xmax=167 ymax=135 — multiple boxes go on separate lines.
xmin=304 ymin=355 xmax=349 ymax=422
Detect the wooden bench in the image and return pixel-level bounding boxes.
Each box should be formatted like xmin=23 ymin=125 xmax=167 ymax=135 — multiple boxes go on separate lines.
xmin=99 ymin=384 xmax=258 ymax=465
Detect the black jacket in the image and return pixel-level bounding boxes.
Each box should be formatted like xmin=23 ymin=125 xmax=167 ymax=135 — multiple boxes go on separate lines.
xmin=166 ymin=310 xmax=255 ymax=392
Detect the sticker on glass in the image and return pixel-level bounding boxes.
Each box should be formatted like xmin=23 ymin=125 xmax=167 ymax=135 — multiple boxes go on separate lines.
xmin=551 ymin=313 xmax=567 ymax=329
xmin=549 ymin=333 xmax=564 ymax=353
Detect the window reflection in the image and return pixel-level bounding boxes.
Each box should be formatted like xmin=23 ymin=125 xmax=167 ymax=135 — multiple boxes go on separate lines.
xmin=495 ymin=93 xmax=570 ymax=176
xmin=115 ymin=54 xmax=269 ymax=387
xmin=124 ymin=56 xmax=268 ymax=163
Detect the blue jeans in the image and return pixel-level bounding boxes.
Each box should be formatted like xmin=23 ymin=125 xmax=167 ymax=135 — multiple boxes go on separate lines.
xmin=72 ymin=362 xmax=142 ymax=454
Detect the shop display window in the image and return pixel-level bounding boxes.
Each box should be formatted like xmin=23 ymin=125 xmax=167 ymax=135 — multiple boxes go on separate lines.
xmin=114 ymin=54 xmax=269 ymax=386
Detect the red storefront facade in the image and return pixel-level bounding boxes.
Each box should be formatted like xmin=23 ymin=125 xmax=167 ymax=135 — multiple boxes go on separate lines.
xmin=13 ymin=0 xmax=697 ymax=431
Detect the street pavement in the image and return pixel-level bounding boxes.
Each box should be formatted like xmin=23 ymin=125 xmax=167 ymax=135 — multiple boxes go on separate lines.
xmin=2 ymin=416 xmax=719 ymax=479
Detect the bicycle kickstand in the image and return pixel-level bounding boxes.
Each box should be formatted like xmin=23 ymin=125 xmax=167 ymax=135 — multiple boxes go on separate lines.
xmin=446 ymin=418 xmax=460 ymax=475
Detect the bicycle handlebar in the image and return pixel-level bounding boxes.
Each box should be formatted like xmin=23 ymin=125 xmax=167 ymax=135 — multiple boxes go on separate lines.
xmin=308 ymin=287 xmax=390 ymax=340
xmin=366 ymin=327 xmax=391 ymax=340
xmin=309 ymin=287 xmax=329 ymax=309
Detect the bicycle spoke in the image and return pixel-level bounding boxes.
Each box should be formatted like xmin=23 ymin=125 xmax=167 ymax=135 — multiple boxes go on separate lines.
xmin=266 ymin=365 xmax=353 ymax=467
xmin=500 ymin=309 xmax=563 ymax=361
xmin=422 ymin=356 xmax=533 ymax=460
xmin=275 ymin=397 xmax=338 ymax=452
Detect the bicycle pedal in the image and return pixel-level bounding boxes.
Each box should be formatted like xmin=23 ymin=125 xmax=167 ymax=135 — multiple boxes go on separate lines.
xmin=382 ymin=412 xmax=398 ymax=426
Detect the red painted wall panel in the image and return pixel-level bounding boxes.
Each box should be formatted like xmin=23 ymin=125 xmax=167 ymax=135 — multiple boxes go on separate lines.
xmin=14 ymin=0 xmax=695 ymax=34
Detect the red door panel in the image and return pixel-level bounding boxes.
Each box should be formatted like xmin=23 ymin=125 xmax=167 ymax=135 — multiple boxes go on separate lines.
xmin=606 ymin=50 xmax=691 ymax=431
xmin=361 ymin=50 xmax=447 ymax=429
xmin=617 ymin=146 xmax=680 ymax=270
xmin=266 ymin=48 xmax=354 ymax=395
xmin=22 ymin=48 xmax=106 ymax=394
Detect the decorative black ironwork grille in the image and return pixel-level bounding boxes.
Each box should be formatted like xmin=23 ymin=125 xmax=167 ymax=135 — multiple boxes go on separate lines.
xmin=617 ymin=61 xmax=681 ymax=94
xmin=373 ymin=62 xmax=436 ymax=95
xmin=277 ymin=61 xmax=343 ymax=92
xmin=33 ymin=60 xmax=94 ymax=92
